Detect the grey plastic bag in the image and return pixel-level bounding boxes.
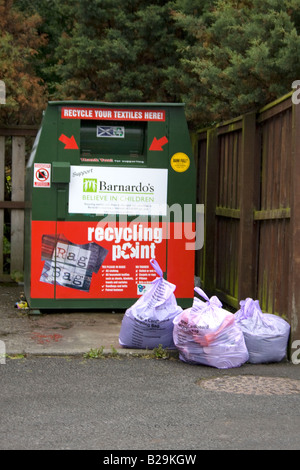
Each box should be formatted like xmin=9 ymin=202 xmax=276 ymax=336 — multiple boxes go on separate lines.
xmin=235 ymin=298 xmax=290 ymax=363
xmin=173 ymin=288 xmax=249 ymax=369
xmin=119 ymin=259 xmax=182 ymax=349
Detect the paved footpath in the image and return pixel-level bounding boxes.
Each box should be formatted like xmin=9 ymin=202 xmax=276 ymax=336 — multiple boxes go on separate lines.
xmin=0 ymin=283 xmax=130 ymax=356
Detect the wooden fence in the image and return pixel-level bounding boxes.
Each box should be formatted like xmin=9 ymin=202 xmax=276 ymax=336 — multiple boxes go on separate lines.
xmin=193 ymin=91 xmax=300 ymax=351
xmin=0 ymin=126 xmax=37 ymax=281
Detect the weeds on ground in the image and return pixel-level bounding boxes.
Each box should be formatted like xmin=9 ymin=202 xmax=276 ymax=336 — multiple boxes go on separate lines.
xmin=152 ymin=344 xmax=170 ymax=359
xmin=83 ymin=346 xmax=105 ymax=359
xmin=83 ymin=344 xmax=173 ymax=360
xmin=83 ymin=345 xmax=118 ymax=359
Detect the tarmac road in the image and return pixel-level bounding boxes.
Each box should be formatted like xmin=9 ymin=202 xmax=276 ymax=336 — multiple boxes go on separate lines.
xmin=1 ymin=356 xmax=300 ymax=451
xmin=1 ymin=283 xmax=300 ymax=451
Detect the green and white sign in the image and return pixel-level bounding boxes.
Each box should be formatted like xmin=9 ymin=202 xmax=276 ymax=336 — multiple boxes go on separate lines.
xmin=69 ymin=166 xmax=168 ymax=215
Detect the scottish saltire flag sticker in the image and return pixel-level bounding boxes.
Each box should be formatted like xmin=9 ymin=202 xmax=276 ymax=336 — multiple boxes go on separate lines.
xmin=96 ymin=126 xmax=125 ymax=138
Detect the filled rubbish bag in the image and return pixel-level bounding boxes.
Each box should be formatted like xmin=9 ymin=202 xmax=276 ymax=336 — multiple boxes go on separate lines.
xmin=173 ymin=287 xmax=249 ymax=369
xmin=119 ymin=259 xmax=182 ymax=349
xmin=235 ymin=298 xmax=290 ymax=363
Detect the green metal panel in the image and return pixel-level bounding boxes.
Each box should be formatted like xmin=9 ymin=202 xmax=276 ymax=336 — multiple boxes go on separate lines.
xmin=81 ymin=120 xmax=147 ymax=162
xmin=24 ymin=101 xmax=196 ymax=311
xmin=52 ymin=162 xmax=71 ymax=183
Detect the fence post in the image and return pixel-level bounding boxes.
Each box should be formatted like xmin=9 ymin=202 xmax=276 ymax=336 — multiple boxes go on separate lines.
xmin=203 ymin=127 xmax=218 ymax=295
xmin=289 ymin=100 xmax=300 ymax=353
xmin=237 ymin=112 xmax=257 ymax=302
xmin=11 ymin=136 xmax=25 ymax=275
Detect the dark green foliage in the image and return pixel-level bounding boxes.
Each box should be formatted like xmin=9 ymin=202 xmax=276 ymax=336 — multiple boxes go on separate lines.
xmin=173 ymin=0 xmax=300 ymax=127
xmin=51 ymin=0 xmax=182 ymax=103
xmin=4 ymin=0 xmax=300 ymax=127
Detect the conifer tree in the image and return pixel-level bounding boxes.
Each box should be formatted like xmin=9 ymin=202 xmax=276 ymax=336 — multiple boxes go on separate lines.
xmin=0 ymin=0 xmax=48 ymax=124
xmin=52 ymin=0 xmax=181 ymax=103
xmin=173 ymin=0 xmax=300 ymax=127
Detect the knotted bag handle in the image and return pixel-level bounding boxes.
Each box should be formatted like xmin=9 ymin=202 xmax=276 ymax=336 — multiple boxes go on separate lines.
xmin=193 ymin=287 xmax=233 ymax=346
xmin=150 ymin=258 xmax=163 ymax=278
xmin=194 ymin=286 xmax=222 ymax=308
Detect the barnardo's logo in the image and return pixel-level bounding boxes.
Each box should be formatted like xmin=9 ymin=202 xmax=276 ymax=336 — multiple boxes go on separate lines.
xmin=99 ymin=181 xmax=154 ymax=193
xmin=83 ymin=178 xmax=97 ymax=192
xmin=83 ymin=178 xmax=155 ymax=194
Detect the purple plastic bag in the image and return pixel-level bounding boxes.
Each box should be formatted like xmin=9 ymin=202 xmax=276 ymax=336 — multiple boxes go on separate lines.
xmin=119 ymin=259 xmax=182 ymax=349
xmin=173 ymin=287 xmax=249 ymax=369
xmin=235 ymin=298 xmax=290 ymax=363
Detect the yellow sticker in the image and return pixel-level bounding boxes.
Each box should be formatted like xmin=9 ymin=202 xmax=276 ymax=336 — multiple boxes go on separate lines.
xmin=170 ymin=153 xmax=190 ymax=173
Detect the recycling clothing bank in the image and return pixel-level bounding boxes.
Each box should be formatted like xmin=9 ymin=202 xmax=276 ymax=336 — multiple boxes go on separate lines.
xmin=24 ymin=101 xmax=196 ymax=312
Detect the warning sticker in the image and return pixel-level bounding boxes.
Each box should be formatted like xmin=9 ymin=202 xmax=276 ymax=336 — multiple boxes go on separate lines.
xmin=97 ymin=126 xmax=125 ymax=138
xmin=34 ymin=163 xmax=51 ymax=188
xmin=170 ymin=153 xmax=190 ymax=173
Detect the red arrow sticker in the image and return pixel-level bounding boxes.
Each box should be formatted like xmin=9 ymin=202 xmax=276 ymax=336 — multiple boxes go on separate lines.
xmin=149 ymin=136 xmax=168 ymax=151
xmin=59 ymin=134 xmax=78 ymax=149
